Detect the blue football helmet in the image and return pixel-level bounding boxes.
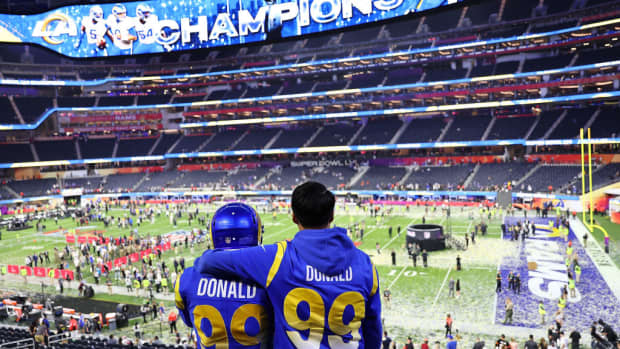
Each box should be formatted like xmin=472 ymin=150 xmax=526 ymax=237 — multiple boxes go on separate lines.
xmin=112 ymin=4 xmax=127 ymax=19
xmin=89 ymin=5 xmax=103 ymax=21
xmin=209 ymin=203 xmax=263 ymax=249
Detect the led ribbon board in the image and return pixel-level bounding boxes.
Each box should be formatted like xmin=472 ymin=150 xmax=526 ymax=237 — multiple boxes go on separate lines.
xmin=0 ymin=0 xmax=463 ymax=58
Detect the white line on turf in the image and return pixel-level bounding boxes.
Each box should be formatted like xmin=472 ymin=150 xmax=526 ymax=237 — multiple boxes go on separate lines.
xmin=431 ymin=264 xmax=452 ymax=310
xmin=491 ymin=262 xmax=500 ymax=324
xmin=383 ymin=218 xmax=418 ymax=249
xmin=388 ymin=265 xmax=408 ymax=290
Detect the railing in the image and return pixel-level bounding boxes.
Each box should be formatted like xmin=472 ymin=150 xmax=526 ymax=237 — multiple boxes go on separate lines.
xmin=48 ymin=332 xmax=71 ymax=345
xmin=0 ymin=338 xmax=34 ymax=349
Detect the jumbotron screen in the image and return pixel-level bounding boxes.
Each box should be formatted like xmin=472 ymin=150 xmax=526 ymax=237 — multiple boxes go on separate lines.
xmin=0 ymin=0 xmax=463 ymax=58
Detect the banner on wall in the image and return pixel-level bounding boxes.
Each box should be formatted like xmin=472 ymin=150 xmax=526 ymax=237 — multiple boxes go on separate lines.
xmin=0 ymin=0 xmax=463 ymax=58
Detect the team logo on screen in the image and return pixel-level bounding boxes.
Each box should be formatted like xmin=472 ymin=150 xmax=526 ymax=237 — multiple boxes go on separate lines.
xmin=32 ymin=13 xmax=77 ymax=44
xmin=16 ymin=0 xmax=462 ymax=57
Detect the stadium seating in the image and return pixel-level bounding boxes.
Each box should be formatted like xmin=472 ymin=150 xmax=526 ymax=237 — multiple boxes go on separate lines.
xmin=224 ymin=168 xmax=271 ymax=189
xmin=589 ymin=107 xmax=620 ymax=139
xmin=270 ymin=127 xmax=315 ymax=148
xmin=0 ymin=97 xmax=19 ymax=123
xmin=442 ymin=114 xmax=492 ymax=142
xmin=151 ymin=134 xmax=181 ymax=155
xmin=34 ymin=140 xmax=77 ymax=161
xmin=136 ymin=171 xmax=181 ymax=192
xmin=78 ymin=137 xmax=116 ymax=159
xmin=268 ymin=166 xmax=309 ymax=190
xmin=352 ymin=118 xmax=403 ymax=145
xmin=527 ymin=110 xmax=562 ymax=140
xmin=486 ymin=116 xmax=536 ymax=140
xmin=465 ymin=0 xmax=500 ymax=25
xmin=521 ymin=165 xmax=582 ymax=192
xmin=405 ymin=165 xmax=474 ymax=190
xmin=175 ymin=170 xmax=228 ymax=189
xmin=201 ymin=129 xmax=247 ymax=151
xmin=308 ymin=123 xmax=359 ymax=147
xmin=0 ymin=327 xmax=32 ymax=346
xmin=13 ymin=97 xmax=52 ymax=122
xmin=116 ymin=137 xmax=157 ymax=157
xmin=8 ymin=178 xmax=57 ymax=197
xmin=232 ymin=128 xmax=279 ymax=150
xmin=0 ymin=143 xmax=34 ymax=162
xmin=398 ymin=117 xmax=446 ymax=143
xmin=63 ymin=177 xmax=104 ymax=192
xmin=306 ymin=166 xmax=357 ymax=190
xmin=547 ymin=108 xmax=596 ymax=140
xmin=353 ymin=167 xmax=407 ymax=189
xmin=424 ymin=6 xmax=464 ymax=32
xmin=170 ymin=134 xmax=211 ymax=153
xmin=468 ymin=163 xmax=536 ymax=191
xmin=103 ymin=173 xmax=145 ymax=192
xmin=502 ymin=0 xmax=538 ymax=21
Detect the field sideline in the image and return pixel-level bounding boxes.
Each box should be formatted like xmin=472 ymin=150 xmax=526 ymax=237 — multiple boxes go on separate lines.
xmin=3 ymin=204 xmax=613 ymax=345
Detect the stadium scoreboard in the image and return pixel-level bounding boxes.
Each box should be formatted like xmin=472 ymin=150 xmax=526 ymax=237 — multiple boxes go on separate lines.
xmin=0 ymin=0 xmax=464 ymax=58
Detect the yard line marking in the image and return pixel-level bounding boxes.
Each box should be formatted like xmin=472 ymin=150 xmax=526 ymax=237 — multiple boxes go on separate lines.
xmin=388 ymin=265 xmax=408 ymax=290
xmin=352 ymin=216 xmax=401 ymax=242
xmin=431 ymin=264 xmax=452 ymax=310
xmin=383 ymin=218 xmax=418 ymax=249
xmin=491 ymin=262 xmax=500 ymax=324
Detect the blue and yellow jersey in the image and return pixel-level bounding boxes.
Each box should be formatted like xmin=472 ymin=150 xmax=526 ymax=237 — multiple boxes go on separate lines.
xmin=196 ymin=227 xmax=382 ymax=349
xmin=175 ymin=266 xmax=272 ymax=349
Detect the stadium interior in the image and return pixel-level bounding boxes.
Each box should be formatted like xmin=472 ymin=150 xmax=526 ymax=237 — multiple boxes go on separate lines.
xmin=0 ymin=0 xmax=619 ymax=347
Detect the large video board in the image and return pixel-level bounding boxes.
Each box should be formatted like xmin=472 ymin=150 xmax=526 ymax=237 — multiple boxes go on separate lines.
xmin=0 ymin=0 xmax=463 ymax=58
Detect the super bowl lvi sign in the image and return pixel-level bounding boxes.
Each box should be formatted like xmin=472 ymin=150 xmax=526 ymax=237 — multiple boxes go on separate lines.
xmin=0 ymin=0 xmax=463 ymax=58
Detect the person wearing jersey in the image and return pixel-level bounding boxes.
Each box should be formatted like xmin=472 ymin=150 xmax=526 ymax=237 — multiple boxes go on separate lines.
xmin=568 ymin=275 xmax=576 ymax=298
xmin=176 ymin=203 xmax=272 ymax=348
xmin=196 ymin=181 xmax=382 ymax=348
xmin=106 ymin=4 xmax=136 ymax=55
xmin=77 ymin=5 xmax=112 ymax=56
xmin=539 ymin=301 xmax=546 ymax=325
xmin=574 ymin=264 xmax=581 ymax=283
xmin=133 ymin=4 xmax=164 ymax=54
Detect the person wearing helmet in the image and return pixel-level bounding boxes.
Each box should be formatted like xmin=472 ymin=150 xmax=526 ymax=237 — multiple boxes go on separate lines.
xmin=106 ymin=4 xmax=136 ymax=55
xmin=134 ymin=4 xmax=163 ymax=54
xmin=175 ymin=203 xmax=272 ymax=348
xmin=196 ymin=181 xmax=382 ymax=348
xmin=77 ymin=5 xmax=112 ymax=56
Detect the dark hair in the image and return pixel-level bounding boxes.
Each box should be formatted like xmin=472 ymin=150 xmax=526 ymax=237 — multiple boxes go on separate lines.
xmin=291 ymin=181 xmax=335 ymax=229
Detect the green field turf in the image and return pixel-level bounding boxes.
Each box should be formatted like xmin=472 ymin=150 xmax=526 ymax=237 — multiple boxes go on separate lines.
xmin=582 ymin=213 xmax=620 ymax=268
xmin=0 ymin=204 xmax=510 ymax=345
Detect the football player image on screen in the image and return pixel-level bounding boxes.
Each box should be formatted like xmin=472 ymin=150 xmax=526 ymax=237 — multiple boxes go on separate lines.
xmin=76 ymin=5 xmax=112 ymax=57
xmin=175 ymin=203 xmax=273 ymax=349
xmin=133 ymin=4 xmax=164 ymax=54
xmin=106 ymin=4 xmax=136 ymax=55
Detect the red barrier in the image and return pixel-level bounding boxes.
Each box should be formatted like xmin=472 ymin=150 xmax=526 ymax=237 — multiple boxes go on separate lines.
xmin=8 ymin=265 xmax=19 ymax=274
xmin=60 ymin=270 xmax=74 ymax=280
xmin=66 ymin=235 xmax=75 ymax=243
xmin=33 ymin=267 xmax=47 ymax=277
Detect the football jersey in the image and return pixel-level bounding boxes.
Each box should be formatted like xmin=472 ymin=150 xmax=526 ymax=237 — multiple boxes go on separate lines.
xmin=106 ymin=16 xmax=134 ymax=50
xmin=196 ymin=227 xmax=382 ymax=349
xmin=175 ymin=266 xmax=272 ymax=349
xmin=81 ymin=17 xmax=108 ymax=45
xmin=134 ymin=15 xmax=159 ymax=45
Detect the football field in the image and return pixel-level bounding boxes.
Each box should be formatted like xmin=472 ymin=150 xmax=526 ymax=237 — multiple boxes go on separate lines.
xmin=0 ymin=204 xmax=522 ymax=343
